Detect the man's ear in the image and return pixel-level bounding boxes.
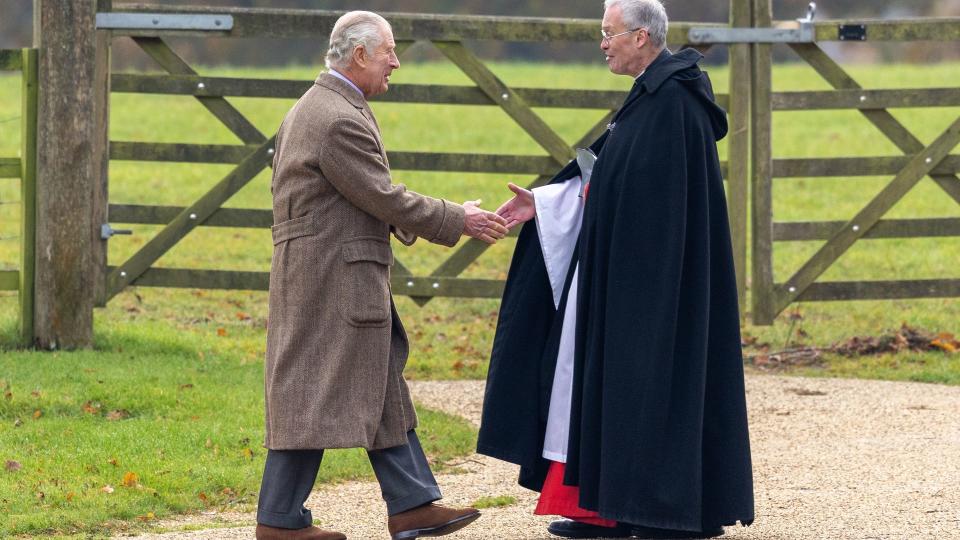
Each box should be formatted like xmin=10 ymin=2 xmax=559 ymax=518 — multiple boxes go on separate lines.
xmin=352 ymin=44 xmax=367 ymax=68
xmin=635 ymin=28 xmax=648 ymax=49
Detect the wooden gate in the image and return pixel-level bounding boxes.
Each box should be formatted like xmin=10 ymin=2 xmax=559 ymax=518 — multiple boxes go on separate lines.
xmin=728 ymin=0 xmax=960 ymax=324
xmin=94 ymin=5 xmax=746 ymax=309
xmin=25 ymin=1 xmax=959 ymax=346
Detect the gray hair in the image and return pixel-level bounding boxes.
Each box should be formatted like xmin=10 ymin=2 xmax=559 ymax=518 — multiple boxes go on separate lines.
xmin=604 ymin=0 xmax=668 ymax=49
xmin=324 ymin=11 xmax=391 ymax=70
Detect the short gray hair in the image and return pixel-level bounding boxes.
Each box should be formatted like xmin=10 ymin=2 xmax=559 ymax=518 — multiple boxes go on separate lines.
xmin=604 ymin=0 xmax=668 ymax=49
xmin=324 ymin=11 xmax=391 ymax=70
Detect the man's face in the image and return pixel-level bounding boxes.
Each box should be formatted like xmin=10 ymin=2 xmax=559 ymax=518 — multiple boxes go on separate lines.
xmin=354 ymin=26 xmax=400 ymax=98
xmin=601 ymin=4 xmax=646 ymax=76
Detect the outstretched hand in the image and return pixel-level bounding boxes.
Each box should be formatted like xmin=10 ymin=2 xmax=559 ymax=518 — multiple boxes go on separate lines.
xmin=495 ymin=183 xmax=535 ymax=229
xmin=463 ymin=200 xmax=509 ymax=244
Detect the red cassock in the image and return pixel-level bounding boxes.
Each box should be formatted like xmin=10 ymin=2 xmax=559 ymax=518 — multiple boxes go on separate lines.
xmin=534 ymin=461 xmax=616 ymax=528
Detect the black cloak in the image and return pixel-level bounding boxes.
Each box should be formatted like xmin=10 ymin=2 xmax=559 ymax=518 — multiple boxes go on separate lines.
xmin=477 ymin=49 xmax=754 ymax=532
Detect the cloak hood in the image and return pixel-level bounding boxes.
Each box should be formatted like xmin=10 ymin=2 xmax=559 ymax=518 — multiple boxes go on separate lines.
xmin=639 ymin=48 xmax=728 ymax=141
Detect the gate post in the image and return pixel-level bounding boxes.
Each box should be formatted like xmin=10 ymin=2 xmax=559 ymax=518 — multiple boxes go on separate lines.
xmin=32 ymin=0 xmax=98 ymax=348
xmin=727 ymin=0 xmax=752 ymax=316
xmin=750 ymin=0 xmax=775 ymax=324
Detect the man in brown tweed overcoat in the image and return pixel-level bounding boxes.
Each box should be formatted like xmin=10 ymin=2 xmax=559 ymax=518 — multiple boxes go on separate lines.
xmin=255 ymin=11 xmax=508 ymax=540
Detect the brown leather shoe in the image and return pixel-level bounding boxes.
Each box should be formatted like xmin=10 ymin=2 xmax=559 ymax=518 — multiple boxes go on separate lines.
xmin=387 ymin=503 xmax=481 ymax=539
xmin=255 ymin=523 xmax=347 ymax=540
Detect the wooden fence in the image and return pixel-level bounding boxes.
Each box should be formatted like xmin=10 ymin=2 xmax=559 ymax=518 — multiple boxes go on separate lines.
xmin=15 ymin=0 xmax=960 ymax=345
xmin=0 ymin=48 xmax=37 ymax=346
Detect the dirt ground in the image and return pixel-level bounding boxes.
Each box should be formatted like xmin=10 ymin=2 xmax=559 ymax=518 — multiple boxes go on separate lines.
xmin=122 ymin=374 xmax=960 ymax=540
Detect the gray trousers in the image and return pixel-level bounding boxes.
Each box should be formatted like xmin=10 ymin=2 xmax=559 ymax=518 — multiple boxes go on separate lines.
xmin=257 ymin=430 xmax=441 ymax=529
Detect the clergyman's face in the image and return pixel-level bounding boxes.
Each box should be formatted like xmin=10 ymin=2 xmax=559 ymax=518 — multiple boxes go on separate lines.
xmin=355 ymin=26 xmax=400 ymax=98
xmin=601 ymin=4 xmax=644 ymax=76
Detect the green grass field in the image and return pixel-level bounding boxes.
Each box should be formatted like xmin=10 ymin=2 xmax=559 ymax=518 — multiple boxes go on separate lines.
xmin=0 ymin=58 xmax=959 ymax=536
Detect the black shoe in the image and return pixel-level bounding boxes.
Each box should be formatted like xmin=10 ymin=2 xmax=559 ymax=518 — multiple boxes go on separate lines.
xmin=630 ymin=525 xmax=723 ymax=539
xmin=547 ymin=519 xmax=635 ymax=538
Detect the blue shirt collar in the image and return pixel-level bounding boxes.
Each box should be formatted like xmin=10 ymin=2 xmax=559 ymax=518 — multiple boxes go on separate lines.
xmin=328 ymin=69 xmax=365 ymax=98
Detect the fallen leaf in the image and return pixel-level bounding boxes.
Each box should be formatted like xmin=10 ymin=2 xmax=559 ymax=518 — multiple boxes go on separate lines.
xmin=198 ymin=491 xmax=209 ymax=504
xmin=106 ymin=409 xmax=130 ymax=421
xmin=82 ymin=401 xmax=101 ymax=415
xmin=205 ymin=438 xmax=213 ymax=448
xmin=5 ymin=460 xmax=22 ymax=472
xmin=13 ymin=418 xmax=22 ymax=427
xmin=236 ymin=312 xmax=250 ymax=321
xmin=241 ymin=447 xmax=254 ymax=459
xmin=108 ymin=458 xmax=118 ymax=467
xmin=136 ymin=511 xmax=155 ymax=522
xmin=36 ymin=491 xmax=44 ymax=500
xmin=121 ymin=471 xmax=139 ymax=487
xmin=32 ymin=409 xmax=42 ymax=419
xmin=221 ymin=487 xmax=235 ymax=497
xmin=216 ymin=328 xmax=227 ymax=337
xmin=102 ymin=485 xmax=115 ymax=494
xmin=179 ymin=383 xmax=194 ymax=390
xmin=65 ymin=491 xmax=75 ymax=502
xmin=30 ymin=390 xmax=40 ymax=397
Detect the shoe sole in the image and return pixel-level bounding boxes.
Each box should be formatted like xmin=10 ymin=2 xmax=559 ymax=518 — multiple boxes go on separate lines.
xmin=546 ymin=524 xmax=634 ymax=539
xmin=391 ymin=511 xmax=481 ymax=539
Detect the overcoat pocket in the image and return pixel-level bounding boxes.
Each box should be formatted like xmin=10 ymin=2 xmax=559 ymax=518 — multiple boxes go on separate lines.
xmin=339 ymin=237 xmax=393 ymax=327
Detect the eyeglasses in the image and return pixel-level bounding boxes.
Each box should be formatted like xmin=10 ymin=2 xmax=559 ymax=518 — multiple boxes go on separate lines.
xmin=601 ymin=28 xmax=642 ymax=43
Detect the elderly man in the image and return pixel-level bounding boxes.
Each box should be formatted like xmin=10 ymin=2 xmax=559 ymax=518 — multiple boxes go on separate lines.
xmin=480 ymin=0 xmax=754 ymax=538
xmin=256 ymin=11 xmax=505 ymax=540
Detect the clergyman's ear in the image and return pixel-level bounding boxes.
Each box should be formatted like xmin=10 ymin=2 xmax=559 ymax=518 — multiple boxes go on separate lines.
xmin=635 ymin=28 xmax=648 ymax=49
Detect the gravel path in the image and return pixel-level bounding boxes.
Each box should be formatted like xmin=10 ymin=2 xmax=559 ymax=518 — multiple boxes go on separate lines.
xmin=123 ymin=375 xmax=960 ymax=540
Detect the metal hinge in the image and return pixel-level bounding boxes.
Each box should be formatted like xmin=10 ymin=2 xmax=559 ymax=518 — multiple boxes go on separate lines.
xmin=96 ymin=13 xmax=234 ymax=31
xmin=688 ymin=2 xmax=817 ymax=44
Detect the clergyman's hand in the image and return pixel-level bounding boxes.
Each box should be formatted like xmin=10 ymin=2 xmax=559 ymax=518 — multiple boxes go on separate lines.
xmin=495 ymin=183 xmax=535 ymax=229
xmin=463 ymin=200 xmax=509 ymax=244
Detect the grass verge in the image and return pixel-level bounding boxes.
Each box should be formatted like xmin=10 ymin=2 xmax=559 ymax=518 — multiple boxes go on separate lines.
xmin=0 ymin=320 xmax=477 ymax=538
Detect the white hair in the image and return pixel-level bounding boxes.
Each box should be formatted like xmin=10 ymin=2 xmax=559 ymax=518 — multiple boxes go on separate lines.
xmin=324 ymin=11 xmax=391 ymax=70
xmin=604 ymin=0 xmax=668 ymax=49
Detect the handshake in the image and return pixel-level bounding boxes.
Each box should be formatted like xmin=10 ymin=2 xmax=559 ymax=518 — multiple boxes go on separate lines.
xmin=461 ymin=183 xmax=536 ymax=245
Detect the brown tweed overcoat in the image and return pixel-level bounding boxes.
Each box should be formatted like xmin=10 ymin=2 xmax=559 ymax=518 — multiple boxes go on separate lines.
xmin=264 ymin=73 xmax=466 ymax=450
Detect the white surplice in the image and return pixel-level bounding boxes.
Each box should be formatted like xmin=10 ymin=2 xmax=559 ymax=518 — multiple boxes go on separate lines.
xmin=532 ymin=177 xmax=585 ymax=463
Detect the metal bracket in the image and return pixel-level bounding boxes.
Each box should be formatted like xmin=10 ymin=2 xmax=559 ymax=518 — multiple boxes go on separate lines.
xmin=96 ymin=13 xmax=234 ymax=31
xmin=838 ymin=24 xmax=867 ymax=41
xmin=101 ymin=223 xmax=133 ymax=240
xmin=688 ymin=24 xmax=814 ymax=44
xmin=688 ymin=1 xmax=816 ymax=44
